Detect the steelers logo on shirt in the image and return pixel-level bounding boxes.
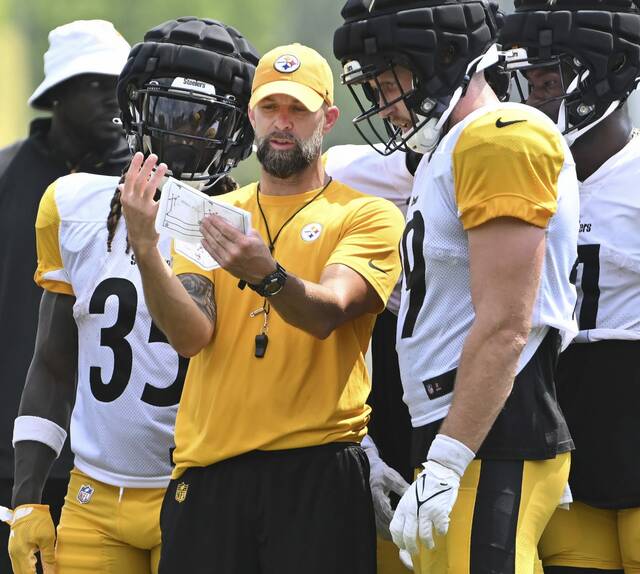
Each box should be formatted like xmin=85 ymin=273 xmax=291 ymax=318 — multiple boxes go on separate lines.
xmin=301 ymin=223 xmax=323 ymax=242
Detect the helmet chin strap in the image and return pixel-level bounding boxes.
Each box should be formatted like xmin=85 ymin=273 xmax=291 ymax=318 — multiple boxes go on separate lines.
xmin=562 ymin=100 xmax=620 ymax=147
xmin=406 ymin=97 xmax=458 ymax=154
xmin=407 ymin=44 xmax=500 ymax=154
xmin=558 ymin=69 xmax=621 ymax=147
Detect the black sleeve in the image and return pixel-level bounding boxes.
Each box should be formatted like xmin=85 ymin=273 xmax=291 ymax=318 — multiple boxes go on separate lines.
xmin=12 ymin=291 xmax=78 ymax=507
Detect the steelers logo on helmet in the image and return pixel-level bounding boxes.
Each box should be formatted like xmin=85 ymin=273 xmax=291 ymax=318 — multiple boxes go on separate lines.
xmin=170 ymin=76 xmax=216 ymax=96
xmin=274 ymin=54 xmax=301 ymax=73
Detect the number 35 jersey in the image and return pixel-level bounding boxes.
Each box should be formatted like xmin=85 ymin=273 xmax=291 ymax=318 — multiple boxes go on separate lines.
xmin=35 ymin=173 xmax=186 ymax=488
xmin=397 ymin=103 xmax=579 ymax=428
xmin=573 ymin=131 xmax=640 ymax=342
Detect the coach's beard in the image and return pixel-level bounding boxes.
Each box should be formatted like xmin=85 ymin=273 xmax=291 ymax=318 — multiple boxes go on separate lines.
xmin=256 ymin=123 xmax=323 ymax=179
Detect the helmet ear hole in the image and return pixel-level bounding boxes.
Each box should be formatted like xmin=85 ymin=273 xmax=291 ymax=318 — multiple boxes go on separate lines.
xmin=609 ymin=52 xmax=627 ymax=73
xmin=438 ymin=43 xmax=458 ymax=67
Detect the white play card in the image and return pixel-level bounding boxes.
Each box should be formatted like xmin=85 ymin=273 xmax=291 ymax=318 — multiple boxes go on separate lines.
xmin=155 ymin=177 xmax=252 ymax=270
xmin=173 ymin=240 xmax=219 ymax=271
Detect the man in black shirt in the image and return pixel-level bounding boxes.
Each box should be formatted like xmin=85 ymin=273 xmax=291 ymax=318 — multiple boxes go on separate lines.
xmin=0 ymin=19 xmax=131 ymax=572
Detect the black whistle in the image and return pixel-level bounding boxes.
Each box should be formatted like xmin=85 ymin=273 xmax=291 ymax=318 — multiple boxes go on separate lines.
xmin=255 ymin=333 xmax=268 ymax=358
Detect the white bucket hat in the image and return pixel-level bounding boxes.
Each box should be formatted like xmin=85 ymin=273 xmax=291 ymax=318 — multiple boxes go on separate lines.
xmin=29 ymin=19 xmax=131 ymax=110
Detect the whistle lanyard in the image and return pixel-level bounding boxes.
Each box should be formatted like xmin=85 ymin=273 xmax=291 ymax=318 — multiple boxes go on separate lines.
xmin=256 ymin=177 xmax=333 ymax=253
xmin=250 ymin=177 xmax=333 ymax=358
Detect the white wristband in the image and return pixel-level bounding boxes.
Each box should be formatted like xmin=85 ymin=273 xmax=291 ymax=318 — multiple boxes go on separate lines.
xmin=427 ymin=433 xmax=475 ymax=477
xmin=13 ymin=416 xmax=67 ymax=457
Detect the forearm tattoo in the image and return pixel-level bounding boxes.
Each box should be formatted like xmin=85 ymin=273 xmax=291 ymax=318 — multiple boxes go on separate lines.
xmin=178 ymin=273 xmax=216 ymax=326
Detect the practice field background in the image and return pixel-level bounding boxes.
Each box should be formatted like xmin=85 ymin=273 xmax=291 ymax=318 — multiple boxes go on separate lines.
xmin=0 ymin=0 xmax=363 ymax=184
xmin=1 ymin=0 xmax=639 ymax=184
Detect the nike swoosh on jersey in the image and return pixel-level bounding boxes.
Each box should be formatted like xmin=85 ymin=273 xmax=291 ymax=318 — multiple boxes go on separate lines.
xmin=368 ymin=259 xmax=388 ymax=274
xmin=495 ymin=118 xmax=528 ymax=128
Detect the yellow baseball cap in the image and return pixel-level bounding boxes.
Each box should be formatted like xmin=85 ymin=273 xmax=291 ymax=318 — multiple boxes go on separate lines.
xmin=249 ymin=43 xmax=334 ymax=112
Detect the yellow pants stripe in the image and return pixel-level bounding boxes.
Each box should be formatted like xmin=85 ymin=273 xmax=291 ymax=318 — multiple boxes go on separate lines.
xmin=377 ymin=535 xmax=413 ymax=573
xmin=411 ymin=453 xmax=569 ymax=574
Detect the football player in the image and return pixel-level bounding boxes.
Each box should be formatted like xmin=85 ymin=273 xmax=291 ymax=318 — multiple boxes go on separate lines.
xmin=334 ymin=1 xmax=580 ymax=572
xmin=324 ymin=13 xmax=511 ymax=574
xmin=2 ymin=17 xmax=257 ymax=574
xmin=325 ymin=23 xmax=511 ymax=572
xmin=501 ymin=1 xmax=640 ymax=571
xmin=0 ymin=20 xmax=131 ymax=573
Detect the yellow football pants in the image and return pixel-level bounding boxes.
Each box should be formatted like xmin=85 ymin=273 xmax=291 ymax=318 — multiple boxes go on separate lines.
xmin=378 ymin=535 xmax=413 ymax=573
xmin=55 ymin=468 xmax=165 ymax=574
xmin=411 ymin=453 xmax=570 ymax=574
xmin=539 ymin=501 xmax=640 ymax=572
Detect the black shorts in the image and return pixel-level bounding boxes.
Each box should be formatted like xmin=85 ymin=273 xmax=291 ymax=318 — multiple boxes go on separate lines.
xmin=557 ymin=340 xmax=640 ymax=508
xmin=411 ymin=329 xmax=573 ymax=466
xmin=158 ymin=443 xmax=376 ymax=574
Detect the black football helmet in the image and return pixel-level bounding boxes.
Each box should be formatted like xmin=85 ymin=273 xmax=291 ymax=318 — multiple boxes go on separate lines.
xmin=117 ymin=17 xmax=259 ymax=186
xmin=500 ymin=0 xmax=640 ymax=145
xmin=334 ymin=0 xmax=502 ymax=155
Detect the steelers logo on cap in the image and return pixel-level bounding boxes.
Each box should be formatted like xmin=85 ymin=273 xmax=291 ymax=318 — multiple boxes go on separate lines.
xmin=274 ymin=54 xmax=301 ymax=73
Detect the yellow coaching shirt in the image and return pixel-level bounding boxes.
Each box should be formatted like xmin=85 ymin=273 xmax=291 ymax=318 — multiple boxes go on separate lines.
xmin=171 ymin=179 xmax=405 ymax=477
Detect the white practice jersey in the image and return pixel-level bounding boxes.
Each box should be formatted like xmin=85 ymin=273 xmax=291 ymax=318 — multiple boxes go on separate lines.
xmin=573 ymin=131 xmax=640 ymax=342
xmin=397 ymin=103 xmax=579 ymax=428
xmin=325 ymin=144 xmax=414 ymax=313
xmin=35 ymin=173 xmax=185 ymax=488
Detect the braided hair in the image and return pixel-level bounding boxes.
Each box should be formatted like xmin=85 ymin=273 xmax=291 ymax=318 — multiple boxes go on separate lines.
xmin=106 ymin=164 xmax=130 ymax=253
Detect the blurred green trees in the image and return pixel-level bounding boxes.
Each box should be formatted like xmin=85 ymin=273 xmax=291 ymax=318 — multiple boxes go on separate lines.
xmin=1 ymin=0 xmax=362 ymax=183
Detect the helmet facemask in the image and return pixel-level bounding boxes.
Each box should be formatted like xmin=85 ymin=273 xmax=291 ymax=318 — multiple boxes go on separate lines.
xmin=504 ymin=47 xmax=631 ymax=146
xmin=126 ymin=76 xmax=247 ymax=187
xmin=342 ymin=57 xmax=446 ymax=155
xmin=341 ymin=44 xmax=500 ymax=155
xmin=500 ymin=2 xmax=640 ymax=146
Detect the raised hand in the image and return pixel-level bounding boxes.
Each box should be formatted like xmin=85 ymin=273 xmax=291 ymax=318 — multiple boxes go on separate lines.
xmin=120 ymin=152 xmax=168 ymax=255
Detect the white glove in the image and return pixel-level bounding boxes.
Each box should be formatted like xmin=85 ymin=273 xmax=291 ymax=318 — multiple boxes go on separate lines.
xmin=398 ymin=548 xmax=414 ymax=571
xmin=390 ymin=434 xmax=474 ymax=555
xmin=362 ymin=435 xmax=411 ymax=540
xmin=2 ymin=504 xmax=56 ymax=574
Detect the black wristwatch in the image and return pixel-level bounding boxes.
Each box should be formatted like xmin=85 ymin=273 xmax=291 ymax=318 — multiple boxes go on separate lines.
xmin=248 ymin=263 xmax=288 ymax=297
